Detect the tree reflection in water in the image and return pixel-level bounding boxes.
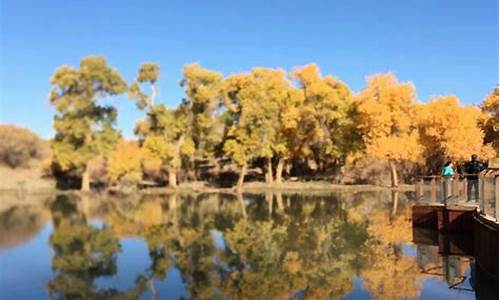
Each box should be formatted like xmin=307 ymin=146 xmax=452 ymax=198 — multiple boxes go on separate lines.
xmin=44 ymin=191 xmax=426 ymax=299
xmin=47 ymin=194 xmax=148 ymax=299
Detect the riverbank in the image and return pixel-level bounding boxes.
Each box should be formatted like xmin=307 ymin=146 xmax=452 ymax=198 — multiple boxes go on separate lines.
xmin=133 ymin=181 xmax=414 ymax=195
xmin=0 ymin=181 xmax=414 ymax=198
xmin=0 ymin=165 xmax=54 ymax=190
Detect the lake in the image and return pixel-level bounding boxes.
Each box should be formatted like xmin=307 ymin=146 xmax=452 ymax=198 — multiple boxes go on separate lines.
xmin=0 ymin=191 xmax=497 ymax=299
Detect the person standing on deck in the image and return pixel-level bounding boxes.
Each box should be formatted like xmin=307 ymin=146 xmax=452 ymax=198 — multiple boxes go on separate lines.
xmin=466 ymin=154 xmax=485 ymax=202
xmin=442 ymin=161 xmax=455 ymax=177
xmin=442 ymin=161 xmax=454 ymax=203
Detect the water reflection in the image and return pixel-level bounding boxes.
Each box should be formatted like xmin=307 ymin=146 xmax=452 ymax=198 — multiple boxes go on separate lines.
xmin=0 ymin=203 xmax=49 ymax=249
xmin=48 ymin=195 xmax=127 ymax=299
xmin=414 ymin=228 xmax=498 ymax=300
xmin=0 ymin=191 xmax=496 ymax=299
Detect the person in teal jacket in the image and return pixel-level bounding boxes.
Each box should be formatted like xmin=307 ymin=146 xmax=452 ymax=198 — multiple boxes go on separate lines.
xmin=442 ymin=161 xmax=454 ymax=203
xmin=442 ymin=161 xmax=454 ymax=177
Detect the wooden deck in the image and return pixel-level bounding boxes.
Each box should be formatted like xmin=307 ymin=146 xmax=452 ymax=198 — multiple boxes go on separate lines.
xmin=412 ymin=173 xmax=499 ymax=279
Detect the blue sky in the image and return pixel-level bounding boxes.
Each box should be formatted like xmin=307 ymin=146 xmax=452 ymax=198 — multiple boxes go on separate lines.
xmin=1 ymin=0 xmax=498 ymax=138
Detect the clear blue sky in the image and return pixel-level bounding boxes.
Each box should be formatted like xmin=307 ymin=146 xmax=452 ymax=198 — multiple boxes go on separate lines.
xmin=1 ymin=0 xmax=498 ymax=138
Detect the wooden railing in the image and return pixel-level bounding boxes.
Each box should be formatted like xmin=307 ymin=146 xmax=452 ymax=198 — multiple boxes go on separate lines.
xmin=415 ymin=172 xmax=499 ymax=222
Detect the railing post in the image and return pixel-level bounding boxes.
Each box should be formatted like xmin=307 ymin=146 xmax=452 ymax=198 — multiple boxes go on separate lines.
xmin=416 ymin=177 xmax=423 ymax=201
xmin=495 ymin=176 xmax=499 ymax=221
xmin=442 ymin=177 xmax=448 ymax=205
xmin=431 ymin=177 xmax=437 ymax=204
xmin=462 ymin=178 xmax=467 ymax=202
xmin=481 ymin=175 xmax=488 ymax=216
xmin=415 ymin=178 xmax=419 ymax=199
xmin=452 ymin=177 xmax=458 ymax=204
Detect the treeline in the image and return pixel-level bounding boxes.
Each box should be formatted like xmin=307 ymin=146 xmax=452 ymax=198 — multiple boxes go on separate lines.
xmin=47 ymin=56 xmax=498 ymax=191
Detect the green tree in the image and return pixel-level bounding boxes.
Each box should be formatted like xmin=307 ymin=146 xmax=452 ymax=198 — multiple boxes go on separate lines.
xmin=179 ymin=63 xmax=224 ymax=178
xmin=243 ymin=68 xmax=290 ymax=184
xmin=49 ymin=56 xmax=127 ymax=191
xmin=221 ymin=70 xmax=281 ymax=189
xmin=131 ymin=63 xmax=194 ymax=187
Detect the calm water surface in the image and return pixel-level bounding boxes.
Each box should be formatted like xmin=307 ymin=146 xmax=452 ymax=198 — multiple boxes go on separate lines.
xmin=0 ymin=191 xmax=497 ymax=299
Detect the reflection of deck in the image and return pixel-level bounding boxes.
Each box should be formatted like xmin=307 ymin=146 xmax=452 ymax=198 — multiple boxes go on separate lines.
xmin=413 ymin=229 xmax=499 ymax=300
xmin=416 ymin=243 xmax=471 ymax=285
xmin=412 ymin=175 xmax=498 ymax=281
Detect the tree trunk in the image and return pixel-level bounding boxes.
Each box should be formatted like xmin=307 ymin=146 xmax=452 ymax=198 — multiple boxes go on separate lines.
xmin=266 ymin=158 xmax=273 ymax=184
xmin=188 ymin=157 xmax=196 ymax=181
xmin=149 ymin=279 xmax=158 ymax=300
xmin=266 ymin=191 xmax=273 ymax=216
xmin=276 ymin=192 xmax=284 ymax=213
xmin=390 ymin=190 xmax=399 ymax=222
xmin=237 ymin=192 xmax=247 ymax=218
xmin=80 ymin=195 xmax=89 ymax=215
xmin=150 ymin=85 xmax=157 ymax=106
xmin=81 ymin=163 xmax=90 ymax=192
xmin=236 ymin=164 xmax=247 ymax=191
xmin=168 ymin=169 xmax=177 ymax=187
xmin=285 ymin=161 xmax=292 ymax=175
xmin=169 ymin=194 xmax=184 ymax=247
xmin=389 ymin=159 xmax=399 ymax=187
xmin=168 ymin=134 xmax=185 ymax=188
xmin=275 ymin=158 xmax=285 ymax=184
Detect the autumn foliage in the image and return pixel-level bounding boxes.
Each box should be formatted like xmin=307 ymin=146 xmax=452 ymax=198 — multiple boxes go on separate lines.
xmin=0 ymin=125 xmax=49 ymax=168
xmin=46 ymin=56 xmax=498 ymax=190
xmin=480 ymin=87 xmax=499 ymax=153
xmin=49 ymin=56 xmax=127 ymax=191
xmin=417 ymin=95 xmax=495 ymax=173
xmin=356 ymin=73 xmax=422 ymax=186
xmin=107 ymin=140 xmax=143 ymax=185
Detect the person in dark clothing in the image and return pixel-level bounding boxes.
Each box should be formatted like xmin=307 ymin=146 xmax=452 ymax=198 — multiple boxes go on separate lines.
xmin=466 ymin=154 xmax=486 ymax=201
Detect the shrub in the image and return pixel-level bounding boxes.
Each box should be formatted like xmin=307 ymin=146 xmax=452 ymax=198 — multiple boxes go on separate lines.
xmin=107 ymin=140 xmax=143 ymax=185
xmin=0 ymin=125 xmax=48 ymax=168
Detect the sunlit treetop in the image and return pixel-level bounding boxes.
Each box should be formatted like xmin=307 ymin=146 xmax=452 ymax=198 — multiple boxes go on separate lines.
xmin=356 ymin=73 xmax=417 ymax=139
xmin=180 ymin=63 xmax=224 ymax=158
xmin=137 ymin=62 xmax=160 ymax=84
xmin=289 ymin=64 xmax=354 ymax=160
xmin=480 ymin=87 xmax=499 ymax=152
xmin=129 ymin=62 xmax=161 ymax=110
xmin=418 ymin=95 xmax=496 ymax=162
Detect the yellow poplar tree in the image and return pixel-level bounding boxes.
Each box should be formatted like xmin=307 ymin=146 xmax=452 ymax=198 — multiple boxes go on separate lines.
xmin=356 ymin=73 xmax=422 ymax=187
xmin=272 ymin=85 xmax=304 ymax=183
xmin=418 ymin=95 xmax=496 ymax=170
xmin=222 ymin=70 xmax=279 ymax=189
xmin=224 ymin=68 xmax=291 ymax=189
xmin=179 ymin=63 xmax=224 ymax=178
xmin=107 ymin=140 xmax=143 ymax=186
xmin=247 ymin=68 xmax=290 ymax=184
xmin=480 ymin=87 xmax=499 ymax=153
xmin=49 ymin=56 xmax=127 ymax=191
xmin=130 ymin=63 xmax=194 ymax=187
xmin=289 ymin=64 xmax=356 ymax=177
